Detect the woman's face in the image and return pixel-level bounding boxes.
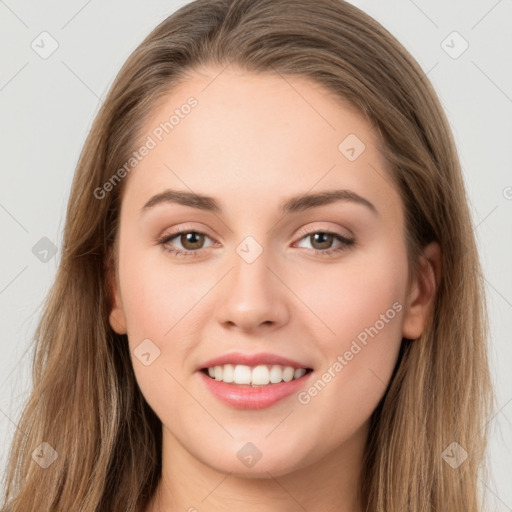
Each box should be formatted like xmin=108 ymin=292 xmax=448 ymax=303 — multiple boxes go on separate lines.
xmin=108 ymin=66 xmax=434 ymax=477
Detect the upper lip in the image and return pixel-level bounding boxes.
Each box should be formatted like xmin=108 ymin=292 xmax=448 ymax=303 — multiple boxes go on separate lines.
xmin=199 ymin=352 xmax=312 ymax=370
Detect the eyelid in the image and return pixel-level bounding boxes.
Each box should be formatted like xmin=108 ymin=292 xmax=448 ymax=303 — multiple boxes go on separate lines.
xmin=294 ymin=223 xmax=354 ymax=241
xmin=162 ymin=223 xmax=216 ymax=239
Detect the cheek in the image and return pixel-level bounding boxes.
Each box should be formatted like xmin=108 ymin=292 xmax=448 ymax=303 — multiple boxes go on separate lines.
xmin=293 ymin=246 xmax=408 ymax=435
xmin=118 ymin=241 xmax=205 ymax=341
xmin=300 ymin=244 xmax=407 ymax=344
xmin=116 ymin=242 xmax=194 ymax=377
xmin=117 ymin=250 xmax=204 ymax=420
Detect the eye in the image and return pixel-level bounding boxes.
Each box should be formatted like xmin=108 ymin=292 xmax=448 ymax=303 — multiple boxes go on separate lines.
xmin=158 ymin=228 xmax=355 ymax=258
xmin=158 ymin=230 xmax=215 ymax=257
xmin=294 ymin=229 xmax=355 ymax=256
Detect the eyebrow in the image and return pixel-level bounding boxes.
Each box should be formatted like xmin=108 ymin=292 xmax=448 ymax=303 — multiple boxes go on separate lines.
xmin=141 ymin=188 xmax=378 ymax=216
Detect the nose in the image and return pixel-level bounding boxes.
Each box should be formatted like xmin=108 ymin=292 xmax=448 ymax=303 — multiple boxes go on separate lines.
xmin=215 ymin=245 xmax=290 ymax=333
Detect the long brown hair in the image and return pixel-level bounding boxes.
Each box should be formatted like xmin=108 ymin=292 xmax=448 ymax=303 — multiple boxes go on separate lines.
xmin=1 ymin=0 xmax=494 ymax=510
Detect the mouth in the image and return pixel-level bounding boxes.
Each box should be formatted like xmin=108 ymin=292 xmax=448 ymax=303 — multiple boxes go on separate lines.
xmin=198 ymin=364 xmax=315 ymax=410
xmin=200 ymin=364 xmax=314 ymax=387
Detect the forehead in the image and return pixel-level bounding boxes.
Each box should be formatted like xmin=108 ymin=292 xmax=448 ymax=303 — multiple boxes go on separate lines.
xmin=121 ymin=66 xmax=401 ymax=222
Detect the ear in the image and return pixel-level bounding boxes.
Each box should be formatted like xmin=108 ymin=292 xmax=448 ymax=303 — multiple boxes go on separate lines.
xmin=105 ymin=255 xmax=127 ymax=335
xmin=402 ymin=241 xmax=442 ymax=340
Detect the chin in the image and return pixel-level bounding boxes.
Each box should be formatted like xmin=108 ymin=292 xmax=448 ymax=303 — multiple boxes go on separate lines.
xmin=200 ymin=447 xmax=309 ymax=479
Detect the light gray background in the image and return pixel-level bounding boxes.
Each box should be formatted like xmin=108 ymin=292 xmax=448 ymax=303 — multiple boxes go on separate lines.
xmin=1 ymin=0 xmax=511 ymax=508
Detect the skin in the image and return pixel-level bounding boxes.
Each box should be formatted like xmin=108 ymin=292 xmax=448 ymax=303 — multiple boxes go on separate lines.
xmin=108 ymin=65 xmax=441 ymax=512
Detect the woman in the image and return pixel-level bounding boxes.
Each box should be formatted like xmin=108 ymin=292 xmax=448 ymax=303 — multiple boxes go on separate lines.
xmin=1 ymin=0 xmax=494 ymax=510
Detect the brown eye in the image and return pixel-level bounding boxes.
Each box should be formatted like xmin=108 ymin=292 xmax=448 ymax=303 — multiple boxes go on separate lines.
xmin=178 ymin=232 xmax=206 ymax=250
xmin=308 ymin=232 xmax=335 ymax=250
xmin=159 ymin=229 xmax=354 ymax=258
xmin=159 ymin=230 xmax=214 ymax=256
xmin=295 ymin=230 xmax=355 ymax=257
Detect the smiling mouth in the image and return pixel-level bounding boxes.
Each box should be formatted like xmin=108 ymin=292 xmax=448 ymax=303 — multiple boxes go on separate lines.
xmin=200 ymin=364 xmax=313 ymax=387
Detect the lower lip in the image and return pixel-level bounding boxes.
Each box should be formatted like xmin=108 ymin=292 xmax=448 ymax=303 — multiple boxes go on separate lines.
xmin=198 ymin=370 xmax=313 ymax=410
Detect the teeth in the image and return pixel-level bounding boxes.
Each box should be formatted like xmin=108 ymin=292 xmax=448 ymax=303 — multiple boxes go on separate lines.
xmin=222 ymin=363 xmax=234 ymax=383
xmin=233 ymin=364 xmax=251 ymax=384
xmin=205 ymin=364 xmax=308 ymax=386
xmin=294 ymin=368 xmax=307 ymax=379
xmin=251 ymin=365 xmax=269 ymax=385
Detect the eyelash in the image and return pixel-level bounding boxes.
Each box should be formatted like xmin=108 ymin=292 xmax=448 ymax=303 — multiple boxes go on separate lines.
xmin=157 ymin=227 xmax=355 ymax=258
